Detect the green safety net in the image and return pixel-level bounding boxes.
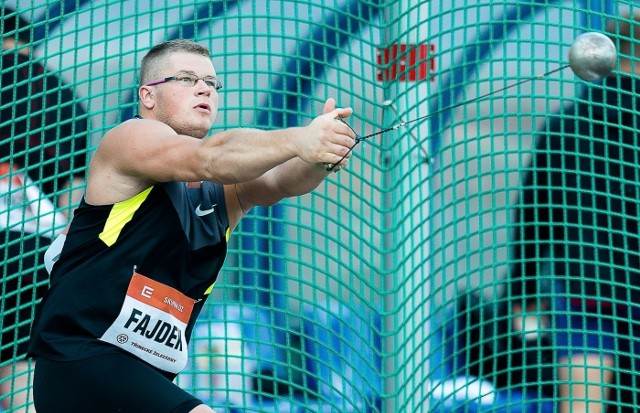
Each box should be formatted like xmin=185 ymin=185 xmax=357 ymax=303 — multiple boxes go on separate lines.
xmin=1 ymin=1 xmax=639 ymax=412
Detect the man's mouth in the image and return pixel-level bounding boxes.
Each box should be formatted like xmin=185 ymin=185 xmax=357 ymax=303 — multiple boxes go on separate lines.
xmin=194 ymin=103 xmax=211 ymax=112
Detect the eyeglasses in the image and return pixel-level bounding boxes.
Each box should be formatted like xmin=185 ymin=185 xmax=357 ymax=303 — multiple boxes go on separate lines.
xmin=143 ymin=72 xmax=223 ymax=91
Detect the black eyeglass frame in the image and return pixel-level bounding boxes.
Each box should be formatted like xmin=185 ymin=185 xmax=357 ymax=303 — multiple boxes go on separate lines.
xmin=143 ymin=72 xmax=223 ymax=91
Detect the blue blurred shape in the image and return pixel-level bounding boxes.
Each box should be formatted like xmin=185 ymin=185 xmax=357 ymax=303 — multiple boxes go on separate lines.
xmin=300 ymin=300 xmax=382 ymax=412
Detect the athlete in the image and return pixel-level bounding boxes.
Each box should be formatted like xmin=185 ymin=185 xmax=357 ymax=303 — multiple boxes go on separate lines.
xmin=27 ymin=39 xmax=356 ymax=412
xmin=509 ymin=11 xmax=640 ymax=412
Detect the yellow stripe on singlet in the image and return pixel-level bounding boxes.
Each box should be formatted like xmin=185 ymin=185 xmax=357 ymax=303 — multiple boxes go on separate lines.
xmin=99 ymin=187 xmax=153 ymax=247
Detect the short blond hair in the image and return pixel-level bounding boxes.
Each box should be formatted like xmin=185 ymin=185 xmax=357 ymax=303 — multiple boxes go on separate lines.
xmin=139 ymin=39 xmax=211 ymax=85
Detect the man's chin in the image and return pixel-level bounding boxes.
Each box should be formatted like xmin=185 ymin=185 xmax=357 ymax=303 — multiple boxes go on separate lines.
xmin=192 ymin=128 xmax=210 ymax=139
xmin=171 ymin=126 xmax=207 ymax=139
xmin=186 ymin=121 xmax=213 ymax=139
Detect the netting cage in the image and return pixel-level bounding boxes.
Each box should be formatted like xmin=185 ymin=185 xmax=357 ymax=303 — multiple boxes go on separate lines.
xmin=2 ymin=0 xmax=640 ymax=412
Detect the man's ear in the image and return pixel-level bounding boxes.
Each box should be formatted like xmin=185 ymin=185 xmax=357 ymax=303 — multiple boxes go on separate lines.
xmin=138 ymin=86 xmax=155 ymax=109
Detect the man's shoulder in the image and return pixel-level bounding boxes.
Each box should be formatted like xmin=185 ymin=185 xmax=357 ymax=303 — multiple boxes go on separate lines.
xmin=100 ymin=118 xmax=180 ymax=153
xmin=115 ymin=117 xmax=173 ymax=132
xmin=104 ymin=117 xmax=166 ymax=138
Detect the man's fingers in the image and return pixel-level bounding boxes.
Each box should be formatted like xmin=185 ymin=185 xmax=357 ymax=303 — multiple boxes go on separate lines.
xmin=322 ymin=98 xmax=336 ymax=115
xmin=327 ymin=106 xmax=353 ymax=120
xmin=307 ymin=103 xmax=357 ymax=170
xmin=332 ymin=118 xmax=357 ymax=142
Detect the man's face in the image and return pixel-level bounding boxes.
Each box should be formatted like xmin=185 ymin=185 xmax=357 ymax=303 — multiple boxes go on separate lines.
xmin=150 ymin=52 xmax=219 ymax=138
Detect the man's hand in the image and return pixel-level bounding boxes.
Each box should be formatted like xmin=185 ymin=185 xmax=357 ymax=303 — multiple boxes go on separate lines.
xmin=291 ymin=98 xmax=356 ymax=168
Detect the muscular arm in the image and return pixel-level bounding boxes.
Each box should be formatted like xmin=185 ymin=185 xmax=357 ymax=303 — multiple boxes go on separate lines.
xmin=226 ymin=99 xmax=355 ymax=230
xmin=85 ymin=99 xmax=355 ymax=206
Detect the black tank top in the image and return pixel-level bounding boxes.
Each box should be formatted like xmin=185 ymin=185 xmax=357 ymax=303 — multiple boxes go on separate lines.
xmin=28 ymin=181 xmax=229 ymax=377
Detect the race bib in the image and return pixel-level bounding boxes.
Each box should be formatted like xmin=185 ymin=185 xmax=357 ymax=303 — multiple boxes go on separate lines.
xmin=100 ymin=272 xmax=195 ymax=373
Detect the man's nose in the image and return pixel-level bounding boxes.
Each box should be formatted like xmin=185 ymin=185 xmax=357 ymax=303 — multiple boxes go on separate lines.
xmin=194 ymin=79 xmax=211 ymax=95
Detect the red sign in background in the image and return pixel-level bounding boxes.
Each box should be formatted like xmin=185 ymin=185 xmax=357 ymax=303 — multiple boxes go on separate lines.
xmin=377 ymin=43 xmax=436 ymax=82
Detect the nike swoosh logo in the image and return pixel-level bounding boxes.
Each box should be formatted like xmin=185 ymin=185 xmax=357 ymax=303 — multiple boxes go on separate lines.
xmin=195 ymin=204 xmax=217 ymax=217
